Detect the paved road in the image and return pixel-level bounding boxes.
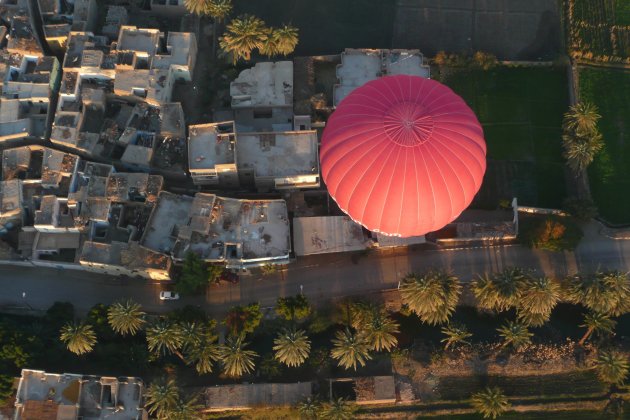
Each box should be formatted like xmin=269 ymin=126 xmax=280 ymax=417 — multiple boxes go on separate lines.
xmin=0 ymin=222 xmax=628 ymax=317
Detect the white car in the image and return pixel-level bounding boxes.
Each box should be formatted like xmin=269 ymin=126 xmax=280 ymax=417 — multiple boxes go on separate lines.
xmin=159 ymin=291 xmax=180 ymax=301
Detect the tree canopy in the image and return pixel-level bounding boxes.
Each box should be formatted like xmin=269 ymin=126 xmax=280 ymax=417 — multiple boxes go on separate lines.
xmin=176 ymin=252 xmax=209 ymax=295
xmin=399 ymin=271 xmax=461 ymax=325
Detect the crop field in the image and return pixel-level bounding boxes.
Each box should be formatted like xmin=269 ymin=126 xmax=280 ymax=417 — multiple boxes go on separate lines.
xmin=442 ymin=67 xmax=569 ymax=209
xmin=233 ymin=0 xmax=396 ymax=56
xmin=437 ymin=371 xmax=605 ymax=401
xmin=570 ymin=0 xmax=630 ymax=59
xmin=579 ymin=67 xmax=630 ymax=224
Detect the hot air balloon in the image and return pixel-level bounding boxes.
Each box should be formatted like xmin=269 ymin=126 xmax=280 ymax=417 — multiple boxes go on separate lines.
xmin=320 ymin=75 xmax=486 ymax=237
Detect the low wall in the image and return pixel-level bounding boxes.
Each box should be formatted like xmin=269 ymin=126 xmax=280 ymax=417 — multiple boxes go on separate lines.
xmin=517 ymin=206 xmax=568 ymax=216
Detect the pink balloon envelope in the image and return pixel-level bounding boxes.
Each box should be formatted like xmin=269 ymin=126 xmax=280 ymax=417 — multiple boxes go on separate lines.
xmin=320 ymin=75 xmax=487 ymax=237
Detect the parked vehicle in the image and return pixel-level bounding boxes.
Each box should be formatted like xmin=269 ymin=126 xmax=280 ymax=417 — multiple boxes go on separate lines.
xmin=159 ymin=291 xmax=180 ymax=300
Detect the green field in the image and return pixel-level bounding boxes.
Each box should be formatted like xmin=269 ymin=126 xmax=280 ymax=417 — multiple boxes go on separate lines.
xmin=579 ymin=67 xmax=630 ymax=224
xmin=571 ymin=0 xmax=630 ymax=58
xmin=617 ymin=0 xmax=630 ymax=25
xmin=443 ymin=67 xmax=569 ymax=208
xmin=233 ymin=0 xmax=396 ymax=56
xmin=426 ymin=410 xmax=610 ymax=420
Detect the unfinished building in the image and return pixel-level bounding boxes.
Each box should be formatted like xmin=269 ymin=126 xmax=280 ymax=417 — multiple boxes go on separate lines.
xmin=50 ymin=29 xmax=192 ymax=174
xmin=188 ymin=121 xmax=319 ymax=191
xmin=14 ymin=369 xmax=146 ymax=420
xmin=0 ymin=146 xmax=171 ymax=279
xmin=140 ymin=191 xmax=291 ymax=269
xmin=0 ymin=52 xmax=60 ymax=140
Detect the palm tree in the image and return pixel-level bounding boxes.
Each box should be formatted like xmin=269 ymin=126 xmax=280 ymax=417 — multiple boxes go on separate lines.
xmin=441 ymin=322 xmax=473 ymax=351
xmin=273 ymin=24 xmax=299 ymax=56
xmin=219 ymin=334 xmax=257 ymax=378
xmin=259 ymin=28 xmax=278 ymax=58
xmin=297 ymin=397 xmax=319 ymax=419
xmin=146 ymin=319 xmax=184 ymax=359
xmin=471 ymin=387 xmax=511 ymax=419
xmin=320 ymin=398 xmax=357 ymax=420
xmin=331 ymin=328 xmax=372 ymax=370
xmin=273 ymin=328 xmax=311 ymax=368
xmin=399 ymin=271 xmax=461 ymax=325
xmin=516 ymin=276 xmax=562 ymax=326
xmin=219 ymin=14 xmax=268 ymax=63
xmin=183 ymin=0 xmax=212 ymax=15
xmin=564 ymin=102 xmax=601 ymax=137
xmin=167 ymin=395 xmax=204 ymax=420
xmin=363 ymin=310 xmax=399 ymax=352
xmin=595 ymin=351 xmax=629 ymax=386
xmin=472 ymin=268 xmax=527 ymax=312
xmin=566 ymin=271 xmax=630 ymax=317
xmin=207 ymin=0 xmax=232 ymax=22
xmin=144 ymin=379 xmax=179 ymax=420
xmin=60 ymin=322 xmax=97 ymax=355
xmin=186 ymin=328 xmax=221 ymax=375
xmin=107 ymin=299 xmax=145 ymax=336
xmin=497 ymin=321 xmax=532 ymax=351
xmin=578 ymin=311 xmax=616 ymax=346
xmin=562 ymin=131 xmax=604 ymax=173
xmin=179 ymin=321 xmax=203 ymax=352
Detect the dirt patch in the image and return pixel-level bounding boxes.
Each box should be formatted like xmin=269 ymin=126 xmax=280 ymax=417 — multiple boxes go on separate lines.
xmin=393 ymin=0 xmax=561 ymax=60
xmin=392 ymin=341 xmax=606 ymax=402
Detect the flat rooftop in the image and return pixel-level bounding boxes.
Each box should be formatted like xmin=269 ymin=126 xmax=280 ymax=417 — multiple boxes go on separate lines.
xmin=140 ymin=191 xmax=192 ymax=253
xmin=116 ymin=26 xmax=159 ymax=55
xmin=142 ymin=192 xmax=291 ymax=264
xmin=334 ymin=49 xmax=430 ymax=105
xmin=293 ymin=216 xmax=368 ymax=256
xmin=231 ymin=61 xmax=293 ymax=108
xmin=188 ymin=122 xmax=236 ymax=171
xmin=236 ymin=130 xmax=318 ymax=178
xmin=152 ymin=32 xmax=193 ymax=70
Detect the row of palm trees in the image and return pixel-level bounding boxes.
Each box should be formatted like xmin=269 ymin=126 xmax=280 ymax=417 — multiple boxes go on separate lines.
xmin=182 ymin=0 xmax=299 ymax=64
xmin=562 ymin=101 xmax=604 ymax=173
xmin=219 ymin=15 xmax=299 ymax=63
xmin=58 ymin=300 xmax=259 ymax=378
xmin=57 ymin=296 xmax=401 ymax=379
xmin=398 ymin=268 xmax=630 ymax=360
xmin=183 ymin=0 xmax=232 ymax=20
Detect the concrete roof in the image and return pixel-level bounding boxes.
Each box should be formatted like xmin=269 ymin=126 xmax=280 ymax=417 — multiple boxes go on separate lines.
xmin=80 ymin=240 xmax=125 ymax=265
xmin=152 ymin=32 xmax=194 ymax=70
xmin=116 ymin=26 xmax=159 ymax=55
xmin=140 ymin=191 xmax=191 ymax=253
xmin=15 ymin=369 xmax=146 ymax=420
xmin=334 ymin=49 xmax=430 ymax=106
xmin=376 ymin=233 xmax=425 ymax=248
xmin=159 ymin=102 xmax=185 ymax=138
xmin=292 ymin=216 xmax=368 ymax=256
xmin=188 ymin=122 xmax=236 ymax=171
xmin=105 ymin=173 xmax=163 ymax=203
xmin=236 ymin=130 xmax=318 ymax=178
xmin=142 ymin=192 xmax=291 ymax=265
xmin=114 ymin=68 xmax=171 ymax=104
xmin=121 ymin=144 xmax=154 ymax=166
xmin=34 ymin=231 xmax=81 ymax=250
xmin=231 ymin=61 xmax=293 ymax=108
xmin=205 ymin=382 xmax=312 ymax=410
xmin=0 ymin=179 xmax=22 ymax=223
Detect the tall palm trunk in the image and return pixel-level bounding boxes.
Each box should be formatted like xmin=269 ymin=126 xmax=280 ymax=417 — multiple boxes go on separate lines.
xmin=579 ymin=326 xmax=594 ymax=346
